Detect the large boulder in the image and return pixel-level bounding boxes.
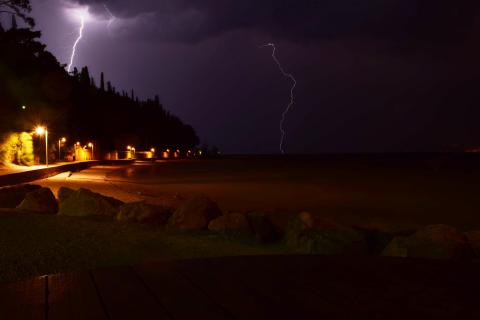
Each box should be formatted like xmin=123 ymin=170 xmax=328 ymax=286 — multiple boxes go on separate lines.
xmin=117 ymin=201 xmax=172 ymax=225
xmin=246 ymin=212 xmax=278 ymax=243
xmin=465 ymin=231 xmax=480 ymax=258
xmin=58 ymin=188 xmax=124 ymax=217
xmin=58 ymin=187 xmax=75 ymax=202
xmin=0 ymin=184 xmax=41 ymax=208
xmin=285 ymin=212 xmax=365 ymax=255
xmin=353 ymin=222 xmax=417 ymax=255
xmin=17 ymin=187 xmax=58 ymax=214
xmin=168 ymin=195 xmax=222 ymax=230
xmin=383 ymin=224 xmax=473 ymax=259
xmin=208 ymin=212 xmax=250 ymax=232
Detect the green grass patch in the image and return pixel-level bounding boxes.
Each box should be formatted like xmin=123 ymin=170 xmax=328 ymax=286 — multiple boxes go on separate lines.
xmin=0 ymin=212 xmax=292 ymax=283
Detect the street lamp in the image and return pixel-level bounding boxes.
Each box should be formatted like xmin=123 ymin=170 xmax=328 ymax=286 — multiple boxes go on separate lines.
xmin=58 ymin=137 xmax=66 ymax=161
xmin=35 ymin=126 xmax=48 ymax=166
xmin=88 ymin=143 xmax=94 ymax=160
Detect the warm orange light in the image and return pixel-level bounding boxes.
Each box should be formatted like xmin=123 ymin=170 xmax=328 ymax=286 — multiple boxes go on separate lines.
xmin=166 ymin=149 xmax=171 ymax=152
xmin=127 ymin=145 xmax=132 ymax=150
xmin=88 ymin=143 xmax=93 ymax=148
xmin=61 ymin=137 xmax=67 ymax=143
xmin=151 ymin=148 xmax=155 ymax=153
xmin=35 ymin=126 xmax=46 ymax=135
xmin=76 ymin=142 xmax=80 ymax=146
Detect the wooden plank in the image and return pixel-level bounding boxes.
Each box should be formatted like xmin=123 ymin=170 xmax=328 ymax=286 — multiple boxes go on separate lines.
xmin=175 ymin=258 xmax=300 ymax=320
xmin=0 ymin=276 xmax=46 ymax=320
xmin=48 ymin=272 xmax=108 ymax=320
xmin=91 ymin=267 xmax=170 ymax=320
xmin=221 ymin=256 xmax=350 ymax=318
xmin=135 ymin=262 xmax=233 ymax=320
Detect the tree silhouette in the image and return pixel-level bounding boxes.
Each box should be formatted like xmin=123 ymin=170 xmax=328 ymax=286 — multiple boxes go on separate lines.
xmin=0 ymin=15 xmax=200 ymax=156
xmin=11 ymin=15 xmax=17 ymax=29
xmin=100 ymin=72 xmax=105 ymax=91
xmin=0 ymin=0 xmax=35 ymax=27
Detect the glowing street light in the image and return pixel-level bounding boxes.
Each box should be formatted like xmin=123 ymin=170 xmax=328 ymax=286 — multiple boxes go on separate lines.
xmin=151 ymin=148 xmax=155 ymax=153
xmin=35 ymin=126 xmax=48 ymax=166
xmin=35 ymin=126 xmax=45 ymax=136
xmin=58 ymin=137 xmax=67 ymax=161
xmin=88 ymin=142 xmax=94 ymax=160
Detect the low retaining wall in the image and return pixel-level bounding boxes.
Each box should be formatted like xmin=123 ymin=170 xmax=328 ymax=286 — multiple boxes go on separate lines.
xmin=0 ymin=160 xmax=135 ymax=187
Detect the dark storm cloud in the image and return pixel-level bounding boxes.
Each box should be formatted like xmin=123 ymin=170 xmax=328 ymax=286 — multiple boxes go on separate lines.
xmin=66 ymin=0 xmax=479 ymax=45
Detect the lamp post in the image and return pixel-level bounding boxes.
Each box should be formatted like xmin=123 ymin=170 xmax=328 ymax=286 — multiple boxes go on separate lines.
xmin=88 ymin=143 xmax=94 ymax=160
xmin=58 ymin=137 xmax=66 ymax=161
xmin=35 ymin=126 xmax=48 ymax=166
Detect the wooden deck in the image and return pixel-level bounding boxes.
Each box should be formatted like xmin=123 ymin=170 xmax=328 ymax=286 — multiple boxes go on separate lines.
xmin=0 ymin=255 xmax=479 ymax=319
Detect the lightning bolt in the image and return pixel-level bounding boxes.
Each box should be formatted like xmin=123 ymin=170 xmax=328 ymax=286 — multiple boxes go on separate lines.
xmin=262 ymin=43 xmax=297 ymax=155
xmin=67 ymin=16 xmax=85 ymax=73
xmin=104 ymin=4 xmax=116 ymax=29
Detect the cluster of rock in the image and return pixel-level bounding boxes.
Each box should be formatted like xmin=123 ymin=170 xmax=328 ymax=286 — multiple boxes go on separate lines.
xmin=284 ymin=212 xmax=480 ymax=259
xmin=1 ymin=184 xmax=480 ymax=260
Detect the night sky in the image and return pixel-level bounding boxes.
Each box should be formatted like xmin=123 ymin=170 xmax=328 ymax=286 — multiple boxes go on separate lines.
xmin=27 ymin=0 xmax=480 ymax=154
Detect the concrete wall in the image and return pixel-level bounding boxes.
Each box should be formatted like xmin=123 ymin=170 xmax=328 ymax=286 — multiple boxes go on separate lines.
xmin=0 ymin=160 xmax=135 ymax=187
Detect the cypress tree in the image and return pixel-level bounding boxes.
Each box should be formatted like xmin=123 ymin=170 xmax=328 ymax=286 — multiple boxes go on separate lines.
xmin=11 ymin=15 xmax=17 ymax=30
xmin=100 ymin=72 xmax=105 ymax=91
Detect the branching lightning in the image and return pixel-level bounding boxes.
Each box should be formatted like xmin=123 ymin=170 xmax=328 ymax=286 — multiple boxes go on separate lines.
xmin=104 ymin=4 xmax=116 ymax=29
xmin=67 ymin=15 xmax=85 ymax=73
xmin=261 ymin=43 xmax=297 ymax=155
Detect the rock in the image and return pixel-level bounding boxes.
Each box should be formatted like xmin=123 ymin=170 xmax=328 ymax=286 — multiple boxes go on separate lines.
xmin=168 ymin=195 xmax=222 ymax=230
xmin=58 ymin=187 xmax=75 ymax=202
xmin=117 ymin=201 xmax=172 ymax=225
xmin=247 ymin=212 xmax=277 ymax=243
xmin=382 ymin=237 xmax=409 ymax=258
xmin=355 ymin=222 xmax=418 ymax=237
xmin=17 ymin=187 xmax=58 ymax=214
xmin=58 ymin=188 xmax=124 ymax=217
xmin=0 ymin=184 xmax=41 ymax=208
xmin=465 ymin=231 xmax=480 ymax=258
xmin=285 ymin=212 xmax=364 ymax=255
xmin=300 ymin=229 xmax=365 ymax=255
xmin=383 ymin=224 xmax=473 ymax=259
xmin=208 ymin=213 xmax=250 ymax=232
xmin=353 ymin=222 xmax=417 ymax=256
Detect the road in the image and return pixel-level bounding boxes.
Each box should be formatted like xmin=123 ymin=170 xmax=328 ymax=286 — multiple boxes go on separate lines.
xmin=34 ymin=155 xmax=480 ymax=229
